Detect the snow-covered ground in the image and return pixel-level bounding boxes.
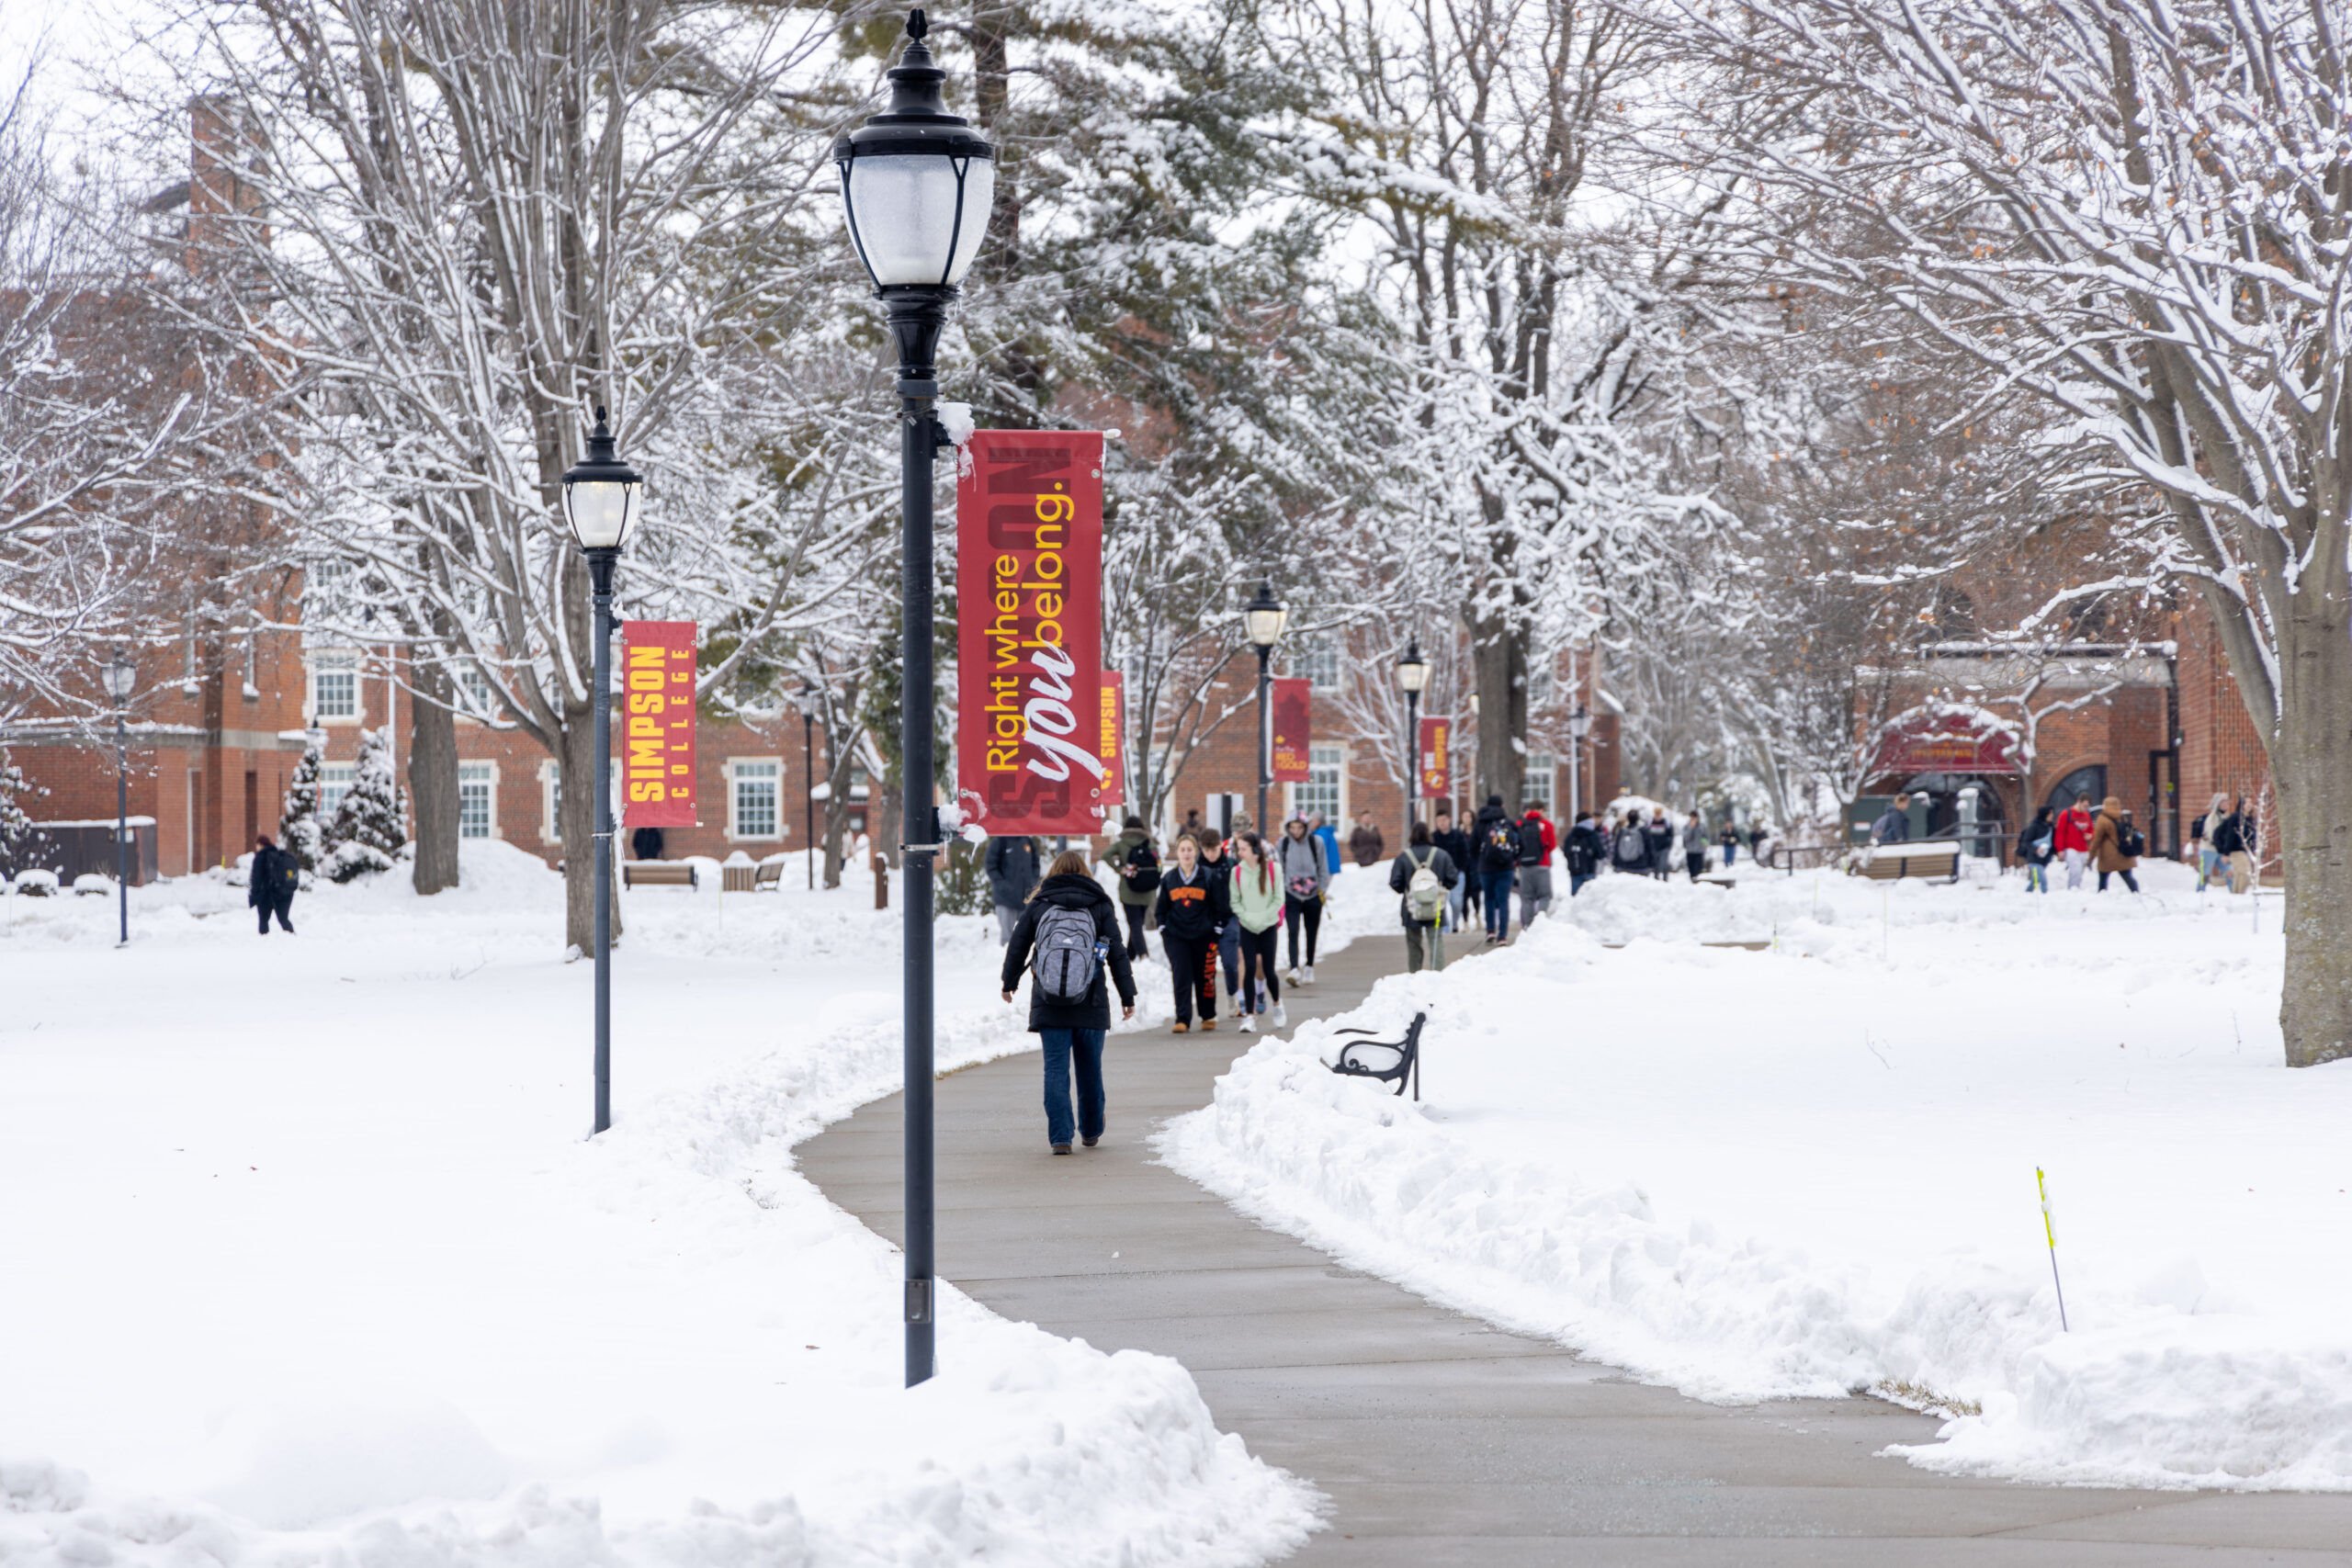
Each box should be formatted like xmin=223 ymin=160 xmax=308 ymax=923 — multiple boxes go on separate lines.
xmin=1162 ymin=860 xmax=2352 ymax=1492
xmin=0 ymin=844 xmax=1316 ymax=1566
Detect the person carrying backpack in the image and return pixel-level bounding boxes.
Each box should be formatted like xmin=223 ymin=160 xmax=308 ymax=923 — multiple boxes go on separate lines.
xmin=2017 ymin=806 xmax=2055 ymax=893
xmin=2090 ymin=795 xmax=2141 ymax=893
xmin=1388 ymin=820 xmax=1460 ymax=974
xmin=1098 ymin=816 xmax=1159 ymax=962
xmin=248 ymin=834 xmax=300 ymax=935
xmin=1276 ymin=817 xmax=1329 ymax=983
xmin=1152 ymin=834 xmax=1230 ymax=1032
xmin=1516 ymin=804 xmax=1556 ymax=927
xmin=1475 ymin=800 xmax=1520 ymax=943
xmin=1611 ymin=813 xmax=1648 ymax=875
xmin=1001 ymin=851 xmax=1136 ymax=1155
xmin=1564 ymin=811 xmax=1605 ymax=896
xmin=1229 ymin=832 xmax=1286 ymax=1031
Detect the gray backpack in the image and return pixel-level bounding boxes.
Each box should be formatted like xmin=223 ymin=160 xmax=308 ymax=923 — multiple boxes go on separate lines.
xmin=1030 ymin=904 xmax=1102 ymax=1003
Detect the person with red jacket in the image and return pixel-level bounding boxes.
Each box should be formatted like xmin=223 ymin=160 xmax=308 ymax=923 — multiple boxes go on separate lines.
xmin=2052 ymin=797 xmax=2095 ymax=889
xmin=1516 ymin=804 xmax=1557 ymax=927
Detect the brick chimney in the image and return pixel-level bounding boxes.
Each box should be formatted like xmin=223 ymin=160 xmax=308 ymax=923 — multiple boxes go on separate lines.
xmin=187 ymin=95 xmax=266 ymax=275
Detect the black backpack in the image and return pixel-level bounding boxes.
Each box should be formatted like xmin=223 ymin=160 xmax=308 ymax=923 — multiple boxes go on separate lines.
xmin=1480 ymin=819 xmax=1518 ymax=872
xmin=1122 ymin=838 xmax=1160 ymax=894
xmin=1030 ymin=904 xmax=1103 ymax=1003
xmin=2120 ymin=824 xmax=2145 ymax=857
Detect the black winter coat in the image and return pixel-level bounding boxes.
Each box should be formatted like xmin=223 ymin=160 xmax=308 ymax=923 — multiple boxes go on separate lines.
xmin=248 ymin=846 xmax=299 ymax=907
xmin=1563 ymin=822 xmax=1605 ymax=879
xmin=1152 ymin=860 xmax=1230 ymax=942
xmin=1001 ymin=874 xmax=1136 ymax=1032
xmin=1430 ymin=827 xmax=1475 ymax=880
xmin=984 ymin=836 xmax=1043 ymax=907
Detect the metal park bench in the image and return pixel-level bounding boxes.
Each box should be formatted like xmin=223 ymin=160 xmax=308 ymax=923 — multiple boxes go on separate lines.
xmin=753 ymin=859 xmax=785 ymax=892
xmin=622 ymin=861 xmax=697 ymax=890
xmin=1325 ymin=1010 xmax=1427 ymax=1101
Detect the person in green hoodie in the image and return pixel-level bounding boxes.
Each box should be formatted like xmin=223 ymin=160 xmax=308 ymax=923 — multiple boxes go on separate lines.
xmin=1097 ymin=815 xmax=1160 ymax=962
xmin=1229 ymin=831 xmax=1286 ymax=1032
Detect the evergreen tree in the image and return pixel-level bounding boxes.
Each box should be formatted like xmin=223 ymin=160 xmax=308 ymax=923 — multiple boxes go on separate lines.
xmin=279 ymin=732 xmax=328 ymax=872
xmin=323 ymin=727 xmax=409 ymax=883
xmin=0 ymin=756 xmax=44 ymax=871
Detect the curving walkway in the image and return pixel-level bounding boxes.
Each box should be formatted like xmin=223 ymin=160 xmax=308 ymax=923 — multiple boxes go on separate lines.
xmin=795 ymin=936 xmax=2352 ymax=1564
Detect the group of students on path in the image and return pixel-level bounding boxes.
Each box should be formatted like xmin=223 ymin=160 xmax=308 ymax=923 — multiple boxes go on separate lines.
xmin=2013 ymin=794 xmax=2149 ymax=892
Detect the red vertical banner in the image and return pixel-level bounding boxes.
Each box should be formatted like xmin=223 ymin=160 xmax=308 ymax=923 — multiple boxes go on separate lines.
xmin=956 ymin=431 xmax=1105 ymax=836
xmin=1418 ymin=716 xmax=1451 ymax=800
xmin=1099 ymin=671 xmax=1125 ymax=807
xmin=621 ymin=621 xmax=697 ymax=828
xmin=1270 ymin=678 xmax=1312 ymax=783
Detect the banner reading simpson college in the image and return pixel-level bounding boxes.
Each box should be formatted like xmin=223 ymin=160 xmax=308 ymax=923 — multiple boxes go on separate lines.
xmin=621 ymin=620 xmax=697 ymax=829
xmin=956 ymin=431 xmax=1105 ymax=836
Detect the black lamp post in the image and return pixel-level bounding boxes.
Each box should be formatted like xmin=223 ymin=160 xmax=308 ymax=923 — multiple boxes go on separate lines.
xmin=834 ymin=6 xmax=993 ymax=1390
xmin=102 ymin=648 xmax=136 ymax=946
xmin=1568 ymin=705 xmax=1592 ymax=823
xmin=1396 ymin=639 xmax=1429 ymax=834
xmin=1242 ymin=581 xmax=1287 ymax=833
xmin=560 ymin=406 xmax=643 ymax=1138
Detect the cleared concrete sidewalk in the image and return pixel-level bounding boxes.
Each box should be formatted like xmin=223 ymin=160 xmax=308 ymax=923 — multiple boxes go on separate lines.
xmin=795 ymin=931 xmax=2352 ymax=1563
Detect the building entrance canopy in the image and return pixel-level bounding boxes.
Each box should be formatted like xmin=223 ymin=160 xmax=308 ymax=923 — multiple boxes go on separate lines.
xmin=1879 ymin=713 xmax=2018 ymax=776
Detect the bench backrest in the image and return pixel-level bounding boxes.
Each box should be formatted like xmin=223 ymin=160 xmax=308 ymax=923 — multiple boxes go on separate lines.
xmin=624 ymin=862 xmax=696 ymax=888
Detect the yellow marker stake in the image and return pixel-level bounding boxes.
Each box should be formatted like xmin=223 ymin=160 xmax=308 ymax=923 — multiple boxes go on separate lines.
xmin=2037 ymin=1167 xmax=2069 ymax=1332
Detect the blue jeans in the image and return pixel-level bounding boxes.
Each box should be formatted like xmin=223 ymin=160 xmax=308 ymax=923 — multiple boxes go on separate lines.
xmin=2025 ymin=863 xmax=2048 ymax=892
xmin=1568 ymin=872 xmax=1595 ymax=897
xmin=1724 ymin=844 xmax=1736 ymax=865
xmin=1039 ymin=1028 xmax=1105 ymax=1147
xmin=1481 ymin=869 xmax=1515 ymax=938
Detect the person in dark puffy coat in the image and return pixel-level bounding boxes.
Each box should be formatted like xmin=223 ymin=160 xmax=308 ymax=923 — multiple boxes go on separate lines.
xmin=1001 ymin=852 xmax=1137 ymax=1154
xmin=1152 ymin=834 xmax=1231 ymax=1032
xmin=248 ymin=834 xmax=298 ymax=934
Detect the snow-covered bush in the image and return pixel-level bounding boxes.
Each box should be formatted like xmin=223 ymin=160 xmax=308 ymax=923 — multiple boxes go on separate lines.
xmin=279 ymin=731 xmax=328 ymax=871
xmin=12 ymin=868 xmax=59 ymax=896
xmin=324 ymin=727 xmax=408 ymax=883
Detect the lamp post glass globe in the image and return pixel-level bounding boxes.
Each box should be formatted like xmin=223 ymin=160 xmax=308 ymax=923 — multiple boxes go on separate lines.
xmin=561 ymin=406 xmax=642 ymax=553
xmin=1244 ymin=581 xmax=1287 ymax=649
xmin=1396 ymin=639 xmax=1429 ymax=695
xmin=834 ymin=9 xmax=995 ymax=292
xmin=1569 ymin=705 xmax=1592 ymax=741
xmin=103 ymin=650 xmax=136 ymax=704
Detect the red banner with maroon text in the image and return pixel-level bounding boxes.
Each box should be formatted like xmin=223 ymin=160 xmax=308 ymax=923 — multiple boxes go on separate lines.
xmin=621 ymin=621 xmax=697 ymax=828
xmin=1270 ymin=677 xmax=1311 ymax=783
xmin=956 ymin=432 xmax=1106 ymax=836
xmin=1099 ymin=671 xmax=1125 ymax=807
xmin=1418 ymin=715 xmax=1451 ymax=801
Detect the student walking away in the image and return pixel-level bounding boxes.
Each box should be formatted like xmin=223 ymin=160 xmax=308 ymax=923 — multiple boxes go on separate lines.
xmin=1001 ymin=851 xmax=1137 ymax=1155
xmin=985 ymin=834 xmax=1044 ymax=943
xmin=1682 ymin=810 xmax=1709 ymax=881
xmin=1098 ymin=817 xmax=1160 ymax=962
xmin=1564 ymin=811 xmax=1605 ymax=896
xmin=1197 ymin=830 xmax=1242 ymax=1001
xmin=1348 ymin=809 xmax=1385 ymax=869
xmin=2089 ymin=795 xmax=2141 ymax=893
xmin=1748 ymin=822 xmax=1771 ymax=865
xmin=1611 ymin=813 xmax=1650 ymax=875
xmin=1516 ymin=804 xmax=1556 ymax=927
xmin=1645 ymin=811 xmax=1675 ymax=880
xmin=249 ymin=835 xmax=300 ymax=934
xmin=1309 ymin=811 xmax=1341 ymax=877
xmin=1389 ymin=820 xmax=1459 ymax=974
xmin=1276 ymin=818 xmax=1329 ymax=982
xmin=2018 ymin=807 xmax=2055 ymax=893
xmin=2189 ymin=791 xmax=2229 ymax=891
xmin=1152 ymin=835 xmax=1229 ymax=1032
xmin=1229 ymin=833 xmax=1287 ymax=1031
xmin=2053 ymin=796 xmax=2094 ymax=889
xmin=1476 ymin=801 xmax=1520 ymax=943
xmin=629 ymin=825 xmax=665 ymax=861
xmin=1869 ymin=793 xmax=1913 ymax=846
xmin=1718 ymin=822 xmax=1740 ymax=867
xmin=2211 ymin=796 xmax=2256 ymax=893
xmin=1430 ymin=807 xmax=1476 ymax=931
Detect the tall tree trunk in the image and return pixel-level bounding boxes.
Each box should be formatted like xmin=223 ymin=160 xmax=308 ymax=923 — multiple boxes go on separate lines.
xmin=820 ymin=731 xmax=863 ymax=890
xmin=409 ymin=654 xmax=459 ymax=895
xmin=2274 ymin=504 xmax=2351 ymax=1068
xmin=1471 ymin=610 xmax=1528 ymax=814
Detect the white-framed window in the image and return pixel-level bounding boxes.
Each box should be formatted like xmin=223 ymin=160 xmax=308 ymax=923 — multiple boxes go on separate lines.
xmin=310 ymin=653 xmax=359 ymax=725
xmin=318 ymin=762 xmax=356 ymax=818
xmin=1288 ymin=743 xmax=1345 ymax=824
xmin=1288 ymin=636 xmax=1340 ymax=694
xmin=730 ymin=758 xmax=782 ymax=840
xmin=1522 ymin=751 xmax=1555 ymax=814
xmin=459 ymin=761 xmax=496 ymax=839
xmin=458 ymin=664 xmax=494 ymax=721
xmin=848 ymin=763 xmax=871 ymax=800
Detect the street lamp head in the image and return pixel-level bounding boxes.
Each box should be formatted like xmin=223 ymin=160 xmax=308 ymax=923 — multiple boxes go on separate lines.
xmin=834 ymin=11 xmax=996 ymax=293
xmin=1243 ymin=580 xmax=1287 ymax=649
xmin=1568 ymin=704 xmax=1592 ymax=741
xmin=1396 ymin=637 xmax=1430 ymax=694
xmin=102 ymin=648 xmax=137 ymax=704
xmin=561 ymin=406 xmax=642 ymax=553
